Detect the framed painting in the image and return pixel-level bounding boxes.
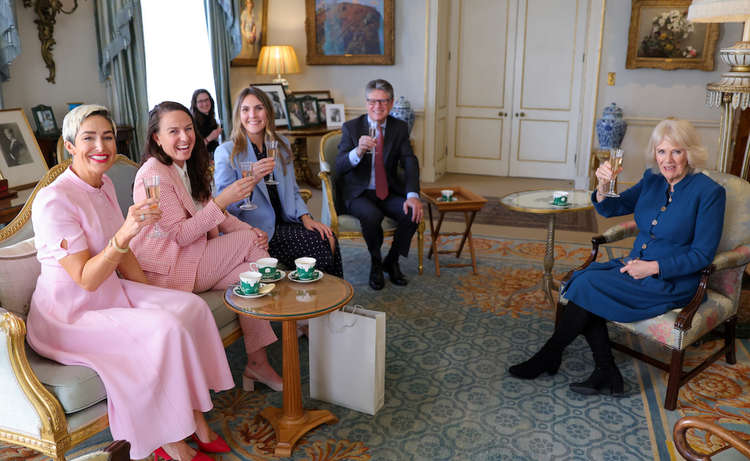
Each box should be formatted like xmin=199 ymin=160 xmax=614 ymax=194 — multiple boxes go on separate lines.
xmin=251 ymin=83 xmax=289 ymax=127
xmin=626 ymin=0 xmax=719 ymax=70
xmin=305 ymin=0 xmax=394 ymax=65
xmin=231 ymin=0 xmax=269 ymax=66
xmin=0 ymin=109 xmax=49 ymax=188
xmin=31 ymin=104 xmax=59 ymax=136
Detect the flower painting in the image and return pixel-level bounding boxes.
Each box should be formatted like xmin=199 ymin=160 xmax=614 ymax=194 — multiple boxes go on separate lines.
xmin=626 ymin=0 xmax=719 ymax=71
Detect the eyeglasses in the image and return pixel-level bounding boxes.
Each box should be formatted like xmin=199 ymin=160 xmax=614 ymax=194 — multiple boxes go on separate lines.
xmin=366 ymin=98 xmax=392 ymax=106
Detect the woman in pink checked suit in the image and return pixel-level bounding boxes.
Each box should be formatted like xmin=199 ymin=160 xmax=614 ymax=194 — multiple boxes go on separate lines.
xmin=130 ymin=101 xmax=282 ymax=393
xmin=27 ymin=104 xmax=234 ymax=461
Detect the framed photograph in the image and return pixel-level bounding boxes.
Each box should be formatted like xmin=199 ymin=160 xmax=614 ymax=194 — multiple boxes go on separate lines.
xmin=251 ymin=83 xmax=289 ymax=127
xmin=285 ymin=97 xmax=307 ymax=130
xmin=232 ymin=0 xmax=269 ymax=66
xmin=626 ymin=0 xmax=719 ymax=70
xmin=316 ymin=97 xmax=334 ymax=122
xmin=0 ymin=109 xmax=49 ymax=188
xmin=305 ymin=0 xmax=394 ymax=65
xmin=31 ymin=104 xmax=59 ymax=136
xmin=325 ymin=103 xmax=345 ymax=129
xmin=291 ymin=90 xmax=332 ymax=100
xmin=299 ymin=96 xmax=321 ymax=126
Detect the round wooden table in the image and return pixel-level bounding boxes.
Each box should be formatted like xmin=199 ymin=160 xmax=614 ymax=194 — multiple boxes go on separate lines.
xmin=223 ymin=274 xmax=353 ymax=457
xmin=500 ymin=189 xmax=593 ymax=309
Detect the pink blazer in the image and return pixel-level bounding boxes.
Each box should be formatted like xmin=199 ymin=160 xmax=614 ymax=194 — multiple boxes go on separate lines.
xmin=131 ymin=157 xmax=248 ymax=291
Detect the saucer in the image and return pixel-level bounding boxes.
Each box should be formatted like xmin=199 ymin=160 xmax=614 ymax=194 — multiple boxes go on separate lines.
xmin=288 ymin=270 xmax=324 ymax=283
xmin=437 ymin=196 xmax=457 ymax=202
xmin=548 ymin=201 xmax=571 ymax=208
xmin=233 ymin=283 xmax=275 ymax=299
xmin=260 ymin=270 xmax=285 ymax=283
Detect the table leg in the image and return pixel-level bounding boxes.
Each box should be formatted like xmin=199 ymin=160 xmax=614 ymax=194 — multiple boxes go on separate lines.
xmin=289 ymin=137 xmax=321 ymax=188
xmin=258 ymin=319 xmax=338 ymax=457
xmin=455 ymin=211 xmax=477 ymax=259
xmin=464 ymin=211 xmax=478 ymax=274
xmin=432 ymin=211 xmax=446 ymax=277
xmin=542 ymin=214 xmax=556 ymax=308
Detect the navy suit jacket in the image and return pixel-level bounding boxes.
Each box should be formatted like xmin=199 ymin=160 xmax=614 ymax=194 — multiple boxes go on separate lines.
xmin=335 ymin=114 xmax=420 ymax=205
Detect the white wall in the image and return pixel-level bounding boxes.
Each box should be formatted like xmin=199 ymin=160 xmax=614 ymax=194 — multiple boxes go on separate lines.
xmin=3 ymin=0 xmax=108 ymax=130
xmin=595 ymin=2 xmax=742 ymax=186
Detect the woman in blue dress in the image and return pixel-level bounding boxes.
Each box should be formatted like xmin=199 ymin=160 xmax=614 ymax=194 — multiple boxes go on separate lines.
xmin=214 ymin=87 xmax=343 ymax=277
xmin=509 ymin=118 xmax=726 ymax=396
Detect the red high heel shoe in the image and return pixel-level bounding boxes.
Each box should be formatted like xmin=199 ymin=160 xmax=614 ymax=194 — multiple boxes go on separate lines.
xmin=153 ymin=447 xmax=212 ymax=461
xmin=191 ymin=433 xmax=230 ymax=453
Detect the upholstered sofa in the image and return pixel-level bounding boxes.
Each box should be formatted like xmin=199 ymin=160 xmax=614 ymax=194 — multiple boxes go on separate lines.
xmin=0 ymin=156 xmax=245 ymax=459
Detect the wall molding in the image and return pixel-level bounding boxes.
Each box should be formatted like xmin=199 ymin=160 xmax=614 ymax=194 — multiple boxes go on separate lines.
xmin=623 ymin=116 xmax=719 ymax=129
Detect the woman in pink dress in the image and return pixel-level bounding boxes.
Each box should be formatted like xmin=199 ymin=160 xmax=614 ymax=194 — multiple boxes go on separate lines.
xmin=26 ymin=104 xmax=235 ymax=461
xmin=130 ymin=101 xmax=282 ymax=392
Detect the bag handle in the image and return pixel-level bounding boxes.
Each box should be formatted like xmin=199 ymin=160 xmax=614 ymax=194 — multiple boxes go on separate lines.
xmin=326 ymin=304 xmax=363 ymax=332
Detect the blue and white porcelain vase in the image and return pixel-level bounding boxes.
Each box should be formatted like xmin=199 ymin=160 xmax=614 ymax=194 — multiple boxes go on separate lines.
xmin=389 ymin=96 xmax=416 ymax=135
xmin=595 ymin=103 xmax=627 ymax=150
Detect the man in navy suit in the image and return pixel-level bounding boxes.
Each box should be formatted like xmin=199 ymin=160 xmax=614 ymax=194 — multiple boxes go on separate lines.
xmin=336 ymin=79 xmax=422 ymax=290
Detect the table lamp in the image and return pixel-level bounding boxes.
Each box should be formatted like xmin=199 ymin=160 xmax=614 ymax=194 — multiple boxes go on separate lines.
xmin=688 ymin=0 xmax=750 ymax=174
xmin=257 ymin=45 xmax=300 ymax=92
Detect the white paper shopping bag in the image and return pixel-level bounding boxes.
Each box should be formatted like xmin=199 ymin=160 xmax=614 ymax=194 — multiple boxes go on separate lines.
xmin=308 ymin=304 xmax=385 ymax=415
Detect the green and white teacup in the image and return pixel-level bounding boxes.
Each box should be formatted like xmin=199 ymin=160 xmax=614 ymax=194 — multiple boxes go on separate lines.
xmin=256 ymin=257 xmax=279 ymax=278
xmin=552 ymin=191 xmax=569 ymax=206
xmin=294 ymin=257 xmax=316 ymax=280
xmin=239 ymin=271 xmax=262 ymax=295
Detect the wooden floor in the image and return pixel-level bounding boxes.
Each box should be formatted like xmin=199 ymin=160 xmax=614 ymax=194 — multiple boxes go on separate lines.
xmin=307 ymin=172 xmax=632 ymax=245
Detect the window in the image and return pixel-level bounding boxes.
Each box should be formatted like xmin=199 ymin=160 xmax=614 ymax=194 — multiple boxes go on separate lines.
xmin=141 ymin=0 xmax=217 ymax=111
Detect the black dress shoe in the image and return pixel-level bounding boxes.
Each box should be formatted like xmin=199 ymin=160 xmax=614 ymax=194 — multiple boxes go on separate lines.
xmin=383 ymin=258 xmax=408 ymax=286
xmin=369 ymin=263 xmax=385 ymax=290
xmin=508 ymin=343 xmax=562 ymax=379
xmin=569 ymin=363 xmax=624 ymax=396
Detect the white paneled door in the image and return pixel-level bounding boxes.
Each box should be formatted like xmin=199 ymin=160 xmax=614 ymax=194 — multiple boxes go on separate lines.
xmin=447 ymin=0 xmax=588 ymax=180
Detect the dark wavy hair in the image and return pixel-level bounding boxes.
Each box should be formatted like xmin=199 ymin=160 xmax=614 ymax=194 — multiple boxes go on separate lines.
xmin=142 ymin=101 xmax=212 ymax=202
xmin=190 ymin=89 xmax=218 ymax=132
xmin=230 ymin=86 xmax=291 ymax=174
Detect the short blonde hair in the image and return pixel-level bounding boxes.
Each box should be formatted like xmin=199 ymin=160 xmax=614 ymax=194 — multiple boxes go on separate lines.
xmin=62 ymin=104 xmax=116 ymax=145
xmin=646 ymin=118 xmax=707 ymax=171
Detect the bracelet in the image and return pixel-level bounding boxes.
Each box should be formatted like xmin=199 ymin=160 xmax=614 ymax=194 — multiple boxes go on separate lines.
xmin=109 ymin=236 xmax=129 ymax=253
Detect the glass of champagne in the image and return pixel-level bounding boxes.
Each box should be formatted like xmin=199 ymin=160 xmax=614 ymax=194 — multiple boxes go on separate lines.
xmin=604 ymin=148 xmax=624 ymax=197
xmin=368 ymin=121 xmax=377 ymax=156
xmin=143 ymin=175 xmax=165 ymax=238
xmin=265 ymin=139 xmax=279 ymax=185
xmin=238 ymin=161 xmax=258 ymax=210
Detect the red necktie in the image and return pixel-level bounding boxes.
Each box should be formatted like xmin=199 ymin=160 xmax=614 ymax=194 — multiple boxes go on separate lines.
xmin=375 ymin=125 xmax=388 ymax=200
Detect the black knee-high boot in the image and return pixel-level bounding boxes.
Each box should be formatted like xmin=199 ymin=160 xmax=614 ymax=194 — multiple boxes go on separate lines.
xmin=508 ymin=302 xmax=592 ymax=379
xmin=569 ymin=315 xmax=624 ymax=395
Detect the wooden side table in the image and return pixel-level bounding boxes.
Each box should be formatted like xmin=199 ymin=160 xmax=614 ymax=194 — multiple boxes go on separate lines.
xmin=421 ymin=186 xmax=487 ymax=276
xmin=277 ymin=126 xmax=336 ymax=188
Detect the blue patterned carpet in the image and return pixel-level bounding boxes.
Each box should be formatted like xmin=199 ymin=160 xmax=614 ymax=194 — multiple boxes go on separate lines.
xmin=3 ymin=236 xmax=749 ymax=460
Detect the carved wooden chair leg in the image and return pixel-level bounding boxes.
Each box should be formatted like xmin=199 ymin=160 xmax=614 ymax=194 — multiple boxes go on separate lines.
xmin=725 ymin=316 xmax=737 ymax=364
xmin=665 ymin=349 xmax=684 ymax=411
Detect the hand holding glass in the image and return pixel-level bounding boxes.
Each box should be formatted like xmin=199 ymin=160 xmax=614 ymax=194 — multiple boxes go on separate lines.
xmin=604 ymin=148 xmax=624 ymax=198
xmin=238 ymin=161 xmax=258 ymax=210
xmin=143 ymin=175 xmax=165 ymax=238
xmin=265 ymin=139 xmax=279 ymax=185
xmin=368 ymin=122 xmax=377 ymax=156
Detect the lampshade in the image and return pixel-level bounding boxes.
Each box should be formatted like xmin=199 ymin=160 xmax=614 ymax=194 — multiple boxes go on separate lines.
xmin=257 ymin=45 xmax=300 ymax=80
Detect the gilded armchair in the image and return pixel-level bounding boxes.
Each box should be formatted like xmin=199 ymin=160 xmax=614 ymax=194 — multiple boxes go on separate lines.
xmin=557 ymin=170 xmax=750 ymax=411
xmin=318 ymin=130 xmax=424 ymax=274
xmin=673 ymin=416 xmax=750 ymax=460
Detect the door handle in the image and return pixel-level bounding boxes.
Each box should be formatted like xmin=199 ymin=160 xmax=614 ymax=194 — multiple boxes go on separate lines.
xmin=498 ymin=111 xmax=506 ymax=117
xmin=516 ymin=112 xmax=525 ymax=117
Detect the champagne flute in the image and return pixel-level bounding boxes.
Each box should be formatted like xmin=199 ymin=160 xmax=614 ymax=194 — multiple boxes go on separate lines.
xmin=604 ymin=148 xmax=624 ymax=198
xmin=265 ymin=139 xmax=279 ymax=185
xmin=143 ymin=175 xmax=165 ymax=238
xmin=368 ymin=121 xmax=377 ymax=156
xmin=238 ymin=161 xmax=258 ymax=210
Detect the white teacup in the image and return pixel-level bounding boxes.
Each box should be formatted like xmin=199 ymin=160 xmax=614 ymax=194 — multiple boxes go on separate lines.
xmin=441 ymin=189 xmax=454 ymax=201
xmin=552 ymin=191 xmax=569 ymax=206
xmin=255 ymin=257 xmax=279 ymax=278
xmin=294 ymin=257 xmax=317 ymax=280
xmin=239 ymin=271 xmax=262 ymax=295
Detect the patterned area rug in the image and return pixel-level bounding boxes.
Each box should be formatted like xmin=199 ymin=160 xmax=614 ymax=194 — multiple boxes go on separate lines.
xmin=422 ymin=197 xmax=599 ymax=233
xmin=3 ymin=236 xmax=749 ymax=460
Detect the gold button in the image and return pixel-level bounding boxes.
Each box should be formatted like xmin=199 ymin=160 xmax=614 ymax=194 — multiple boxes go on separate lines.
xmin=642 ymin=243 xmax=647 ymax=249
xmin=652 ymin=219 xmax=658 ymax=225
xmin=660 ymin=206 xmax=666 ymax=211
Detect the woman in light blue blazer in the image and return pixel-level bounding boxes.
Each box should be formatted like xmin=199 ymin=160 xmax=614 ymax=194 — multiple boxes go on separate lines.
xmin=214 ymin=87 xmax=343 ymax=277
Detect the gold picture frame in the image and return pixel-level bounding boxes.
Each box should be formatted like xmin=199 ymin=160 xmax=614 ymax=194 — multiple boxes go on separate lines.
xmin=626 ymin=0 xmax=719 ymax=71
xmin=305 ymin=0 xmax=394 ymax=65
xmin=231 ymin=0 xmax=269 ymax=66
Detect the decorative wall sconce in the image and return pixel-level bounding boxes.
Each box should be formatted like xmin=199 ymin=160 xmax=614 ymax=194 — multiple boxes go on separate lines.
xmin=22 ymin=0 xmax=80 ymax=84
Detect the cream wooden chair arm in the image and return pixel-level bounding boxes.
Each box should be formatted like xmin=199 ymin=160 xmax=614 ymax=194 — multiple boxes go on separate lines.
xmin=318 ymin=169 xmax=339 ymax=235
xmin=0 ymin=309 xmax=70 ymax=459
